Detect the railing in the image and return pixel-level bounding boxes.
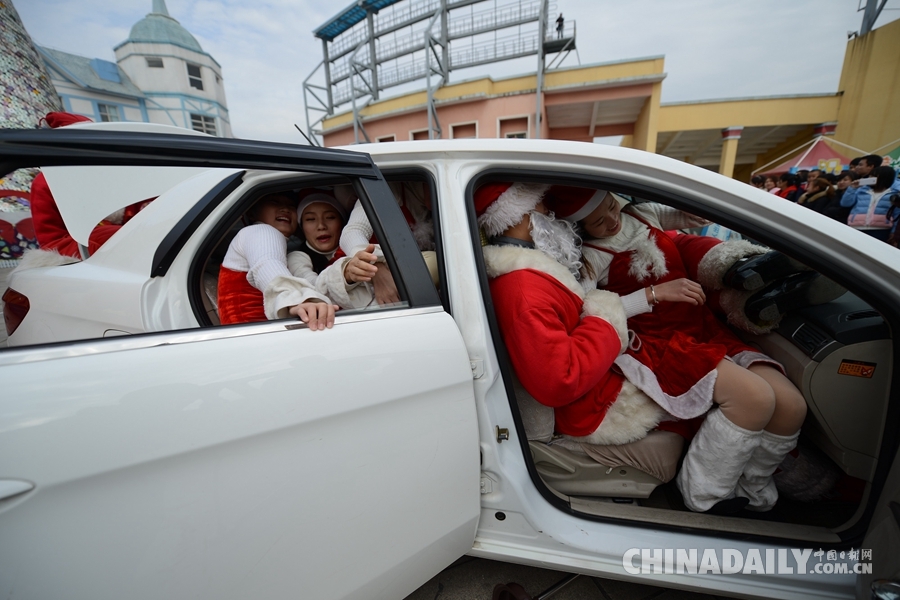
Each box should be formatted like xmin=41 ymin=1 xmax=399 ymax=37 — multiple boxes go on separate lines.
xmin=447 ymin=0 xmax=542 ymax=39
xmin=449 ymin=31 xmax=539 ymax=69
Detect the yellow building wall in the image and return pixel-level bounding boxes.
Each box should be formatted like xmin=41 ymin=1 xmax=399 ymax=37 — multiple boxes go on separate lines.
xmin=658 ymin=95 xmax=840 ymax=132
xmin=833 ymin=18 xmax=900 ymax=154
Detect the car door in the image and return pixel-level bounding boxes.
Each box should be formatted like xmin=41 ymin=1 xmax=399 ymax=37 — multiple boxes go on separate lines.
xmin=0 ymin=130 xmax=480 ymax=600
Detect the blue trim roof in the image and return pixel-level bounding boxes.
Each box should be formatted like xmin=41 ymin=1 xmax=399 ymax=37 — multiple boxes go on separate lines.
xmin=314 ymin=0 xmax=404 ymax=41
xmin=38 ymin=47 xmax=144 ymax=98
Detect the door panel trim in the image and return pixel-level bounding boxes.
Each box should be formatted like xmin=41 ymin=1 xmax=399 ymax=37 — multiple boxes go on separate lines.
xmin=0 ymin=306 xmax=443 ymax=367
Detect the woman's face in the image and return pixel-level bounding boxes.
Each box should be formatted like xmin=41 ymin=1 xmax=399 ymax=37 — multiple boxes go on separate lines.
xmin=838 ymin=175 xmax=853 ymax=190
xmin=301 ymin=202 xmax=342 ymax=252
xmin=255 ymin=195 xmax=298 ymax=237
xmin=580 ymin=193 xmax=622 ymax=239
xmin=764 ymin=178 xmax=776 ymax=191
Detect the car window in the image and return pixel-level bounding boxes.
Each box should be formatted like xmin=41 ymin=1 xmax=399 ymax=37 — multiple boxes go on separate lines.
xmin=1 ymin=130 xmax=439 ymax=351
xmin=470 ymin=173 xmax=894 ymax=544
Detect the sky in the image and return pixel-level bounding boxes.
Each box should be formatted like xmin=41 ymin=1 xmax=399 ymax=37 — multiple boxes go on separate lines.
xmin=15 ymin=0 xmax=900 ymax=144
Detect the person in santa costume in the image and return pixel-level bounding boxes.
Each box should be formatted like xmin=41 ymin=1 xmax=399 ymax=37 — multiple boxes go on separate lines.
xmin=542 ymin=185 xmax=812 ymax=513
xmin=29 ymin=112 xmax=146 ymax=259
xmin=217 ymin=192 xmax=338 ymax=330
xmin=335 ymin=181 xmax=437 ymax=306
xmin=285 ymin=191 xmax=350 ymax=283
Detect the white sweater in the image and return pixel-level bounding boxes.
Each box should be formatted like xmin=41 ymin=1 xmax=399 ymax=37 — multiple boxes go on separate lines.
xmin=222 ymin=224 xmax=329 ymax=319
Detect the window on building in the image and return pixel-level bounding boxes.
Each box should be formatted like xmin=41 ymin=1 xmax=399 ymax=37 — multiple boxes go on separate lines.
xmin=500 ymin=116 xmax=528 ymax=139
xmin=98 ymin=104 xmax=120 ymax=122
xmin=377 ymin=135 xmax=395 ymax=142
xmin=410 ymin=129 xmax=430 ymax=141
xmin=146 ymin=57 xmax=164 ymax=68
xmin=190 ymin=114 xmax=217 ymax=136
xmin=187 ymin=64 xmax=203 ymax=90
xmin=450 ymin=122 xmax=477 ymax=139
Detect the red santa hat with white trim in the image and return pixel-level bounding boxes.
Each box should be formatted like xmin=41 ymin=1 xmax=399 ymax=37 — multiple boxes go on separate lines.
xmin=474 ymin=181 xmax=549 ymax=237
xmin=543 ymin=185 xmax=608 ymax=223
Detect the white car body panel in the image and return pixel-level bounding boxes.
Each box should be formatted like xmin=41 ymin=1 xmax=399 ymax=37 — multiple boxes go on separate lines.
xmin=44 ymin=166 xmax=211 ymax=247
xmin=0 ymin=308 xmax=480 ymax=600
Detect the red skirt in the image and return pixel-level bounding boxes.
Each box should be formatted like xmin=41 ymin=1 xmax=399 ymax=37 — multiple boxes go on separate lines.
xmin=217 ymin=266 xmax=266 ymax=324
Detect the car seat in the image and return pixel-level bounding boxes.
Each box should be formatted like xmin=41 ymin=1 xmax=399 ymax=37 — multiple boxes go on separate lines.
xmin=512 ymin=375 xmax=683 ymax=498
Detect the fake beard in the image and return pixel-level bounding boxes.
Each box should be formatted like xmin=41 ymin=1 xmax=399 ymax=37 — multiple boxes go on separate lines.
xmin=529 ymin=211 xmax=583 ymax=279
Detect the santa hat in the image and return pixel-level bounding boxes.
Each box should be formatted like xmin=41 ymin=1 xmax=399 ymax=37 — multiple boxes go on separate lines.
xmin=297 ymin=191 xmax=348 ymax=222
xmin=475 ymin=182 xmax=548 ymax=237
xmin=544 ymin=185 xmax=608 ymax=223
xmin=41 ymin=112 xmax=92 ymax=128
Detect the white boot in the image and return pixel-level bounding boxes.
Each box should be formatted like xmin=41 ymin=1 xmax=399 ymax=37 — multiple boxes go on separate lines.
xmin=676 ymin=409 xmax=762 ymax=513
xmin=735 ymin=430 xmax=799 ymax=512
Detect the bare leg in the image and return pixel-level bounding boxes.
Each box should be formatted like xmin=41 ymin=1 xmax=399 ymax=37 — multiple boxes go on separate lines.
xmin=712 ymin=359 xmax=776 ymax=431
xmin=748 ymin=364 xmax=807 ymax=435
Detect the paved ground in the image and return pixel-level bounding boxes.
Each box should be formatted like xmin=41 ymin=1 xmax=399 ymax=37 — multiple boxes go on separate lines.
xmin=404 ymin=557 xmax=729 ymax=600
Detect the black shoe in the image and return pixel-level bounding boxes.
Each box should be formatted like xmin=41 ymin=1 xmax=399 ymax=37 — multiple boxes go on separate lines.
xmin=723 ymin=251 xmax=810 ymax=292
xmin=744 ymin=272 xmax=847 ymax=326
xmin=705 ymin=497 xmax=750 ymax=516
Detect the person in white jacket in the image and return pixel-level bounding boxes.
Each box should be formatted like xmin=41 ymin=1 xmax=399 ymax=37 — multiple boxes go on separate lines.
xmin=217 ymin=193 xmax=337 ymax=330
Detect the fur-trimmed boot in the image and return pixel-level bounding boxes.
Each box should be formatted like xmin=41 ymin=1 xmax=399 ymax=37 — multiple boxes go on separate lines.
xmin=735 ymin=429 xmax=800 ymax=512
xmin=676 ymin=408 xmax=762 ymax=513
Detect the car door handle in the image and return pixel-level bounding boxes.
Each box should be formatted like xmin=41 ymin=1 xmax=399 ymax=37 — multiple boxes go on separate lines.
xmin=0 ymin=479 xmax=34 ymax=502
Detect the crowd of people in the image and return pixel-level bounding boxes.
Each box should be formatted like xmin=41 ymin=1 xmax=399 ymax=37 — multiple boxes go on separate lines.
xmin=750 ymin=153 xmax=900 ymax=246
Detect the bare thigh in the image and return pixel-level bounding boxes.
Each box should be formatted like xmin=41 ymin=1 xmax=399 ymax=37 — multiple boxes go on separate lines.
xmin=748 ymin=364 xmax=807 ymax=435
xmin=713 ymin=359 xmax=776 ymax=431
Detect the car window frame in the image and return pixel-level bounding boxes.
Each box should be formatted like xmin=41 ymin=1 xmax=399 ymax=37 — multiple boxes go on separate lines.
xmin=0 ymin=130 xmax=440 ymax=344
xmin=465 ymin=166 xmax=900 ymax=549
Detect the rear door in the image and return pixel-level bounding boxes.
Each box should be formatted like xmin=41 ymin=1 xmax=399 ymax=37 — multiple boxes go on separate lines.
xmin=0 ymin=131 xmax=480 ymax=599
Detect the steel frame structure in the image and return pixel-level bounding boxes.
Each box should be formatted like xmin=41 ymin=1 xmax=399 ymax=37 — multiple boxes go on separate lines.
xmin=303 ymin=0 xmax=576 ymax=144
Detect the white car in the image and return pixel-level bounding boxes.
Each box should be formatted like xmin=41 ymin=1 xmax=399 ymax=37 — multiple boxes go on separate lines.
xmin=1 ymin=123 xmax=898 ymax=600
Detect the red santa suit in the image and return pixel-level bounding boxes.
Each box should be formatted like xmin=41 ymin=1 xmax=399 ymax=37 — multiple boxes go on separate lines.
xmin=478 ymin=182 xmax=668 ymax=446
xmin=576 ymin=201 xmax=782 ymax=420
xmin=218 ymin=223 xmax=328 ymax=324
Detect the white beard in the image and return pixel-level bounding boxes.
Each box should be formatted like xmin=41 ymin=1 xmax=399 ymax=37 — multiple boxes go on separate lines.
xmin=529 ymin=211 xmax=583 ymax=279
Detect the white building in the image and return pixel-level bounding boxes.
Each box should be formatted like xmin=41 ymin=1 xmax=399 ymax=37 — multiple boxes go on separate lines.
xmin=37 ymin=0 xmax=231 ymax=137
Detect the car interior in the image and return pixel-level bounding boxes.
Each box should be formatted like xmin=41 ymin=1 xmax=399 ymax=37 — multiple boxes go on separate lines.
xmin=473 ymin=178 xmax=896 ymax=547
xmin=192 ymin=173 xmax=445 ymax=329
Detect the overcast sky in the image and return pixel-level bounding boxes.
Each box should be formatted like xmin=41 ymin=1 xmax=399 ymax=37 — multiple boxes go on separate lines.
xmin=16 ymin=0 xmax=900 ymax=144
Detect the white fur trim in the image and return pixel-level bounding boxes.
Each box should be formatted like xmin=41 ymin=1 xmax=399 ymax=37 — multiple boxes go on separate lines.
xmin=697 ymin=240 xmax=767 ymax=290
xmin=731 ymin=350 xmax=786 ymax=375
xmin=566 ymin=381 xmax=667 ymax=445
xmin=12 ymin=249 xmax=80 ymax=275
xmin=410 ymin=219 xmax=435 ymax=251
xmin=581 ymin=289 xmax=628 ymax=354
xmin=483 ymin=244 xmax=584 ymax=298
xmin=613 ymin=353 xmax=718 ymax=420
xmin=478 ymin=182 xmax=549 ymax=237
xmin=564 ymin=190 xmax=608 ymax=223
xmin=627 ymin=230 xmax=668 ymax=282
xmin=719 ymin=288 xmax=779 ymax=334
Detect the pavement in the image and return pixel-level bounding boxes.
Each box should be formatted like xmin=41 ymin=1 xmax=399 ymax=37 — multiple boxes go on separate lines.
xmin=403 ymin=557 xmax=729 ymax=600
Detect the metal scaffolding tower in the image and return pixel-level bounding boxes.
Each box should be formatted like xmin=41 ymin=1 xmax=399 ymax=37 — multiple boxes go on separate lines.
xmin=303 ymin=0 xmax=576 ymax=144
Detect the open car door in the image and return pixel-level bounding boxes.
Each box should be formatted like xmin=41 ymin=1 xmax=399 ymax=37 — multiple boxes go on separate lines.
xmin=0 ymin=130 xmax=480 ymax=599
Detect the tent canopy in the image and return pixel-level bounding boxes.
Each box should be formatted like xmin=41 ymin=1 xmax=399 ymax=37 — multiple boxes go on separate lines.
xmin=757 ymin=138 xmax=851 ymax=177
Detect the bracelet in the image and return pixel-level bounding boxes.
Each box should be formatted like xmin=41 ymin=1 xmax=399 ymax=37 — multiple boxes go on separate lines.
xmin=650 ymin=285 xmax=659 ymax=305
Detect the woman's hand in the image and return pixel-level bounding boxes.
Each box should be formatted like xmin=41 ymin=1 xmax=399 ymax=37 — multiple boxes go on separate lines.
xmin=646 ymin=278 xmax=706 ymax=306
xmin=344 ymin=244 xmax=379 ymax=283
xmin=371 ymin=264 xmax=400 ymax=305
xmin=289 ymin=300 xmax=339 ymax=331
